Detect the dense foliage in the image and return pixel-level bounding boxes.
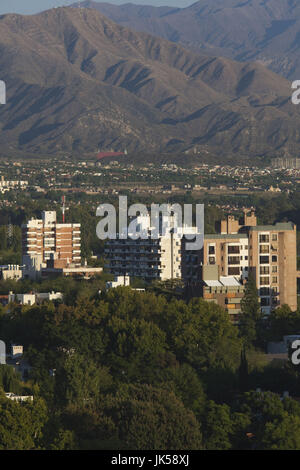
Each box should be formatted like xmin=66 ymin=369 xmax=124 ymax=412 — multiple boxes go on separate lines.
xmin=0 ymin=287 xmax=300 ymax=450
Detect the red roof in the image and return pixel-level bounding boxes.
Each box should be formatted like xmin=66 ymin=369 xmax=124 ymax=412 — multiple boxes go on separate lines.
xmin=97 ymin=152 xmax=124 ymax=160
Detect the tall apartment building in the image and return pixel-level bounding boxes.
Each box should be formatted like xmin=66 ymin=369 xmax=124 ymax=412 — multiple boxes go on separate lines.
xmin=195 ymin=210 xmax=297 ymax=314
xmin=248 ymin=222 xmax=297 ymax=314
xmin=105 ymin=214 xmax=199 ymax=281
xmin=22 ymin=211 xmax=81 ymax=277
xmin=105 ymin=215 xmax=183 ymax=281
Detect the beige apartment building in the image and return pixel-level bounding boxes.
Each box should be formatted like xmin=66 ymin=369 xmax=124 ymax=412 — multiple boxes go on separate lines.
xmin=22 ymin=211 xmax=81 ymax=277
xmin=198 ymin=210 xmax=297 ymax=314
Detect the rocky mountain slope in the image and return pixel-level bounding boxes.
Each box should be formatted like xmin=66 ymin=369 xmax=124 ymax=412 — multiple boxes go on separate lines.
xmin=0 ymin=7 xmax=298 ymax=158
xmin=79 ymin=0 xmax=300 ymax=79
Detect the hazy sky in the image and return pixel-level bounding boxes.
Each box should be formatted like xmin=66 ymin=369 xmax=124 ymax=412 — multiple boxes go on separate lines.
xmin=0 ymin=0 xmax=194 ymax=15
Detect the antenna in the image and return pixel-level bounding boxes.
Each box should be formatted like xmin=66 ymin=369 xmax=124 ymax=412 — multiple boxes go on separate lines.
xmin=61 ymin=195 xmax=66 ymax=223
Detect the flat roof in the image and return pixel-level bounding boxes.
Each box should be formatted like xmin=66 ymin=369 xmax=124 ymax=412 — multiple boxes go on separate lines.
xmin=250 ymin=222 xmax=295 ymax=231
xmin=205 ymin=280 xmax=222 ymax=287
xmin=220 ymin=276 xmax=241 ymax=286
xmin=204 ymin=276 xmax=242 ymax=287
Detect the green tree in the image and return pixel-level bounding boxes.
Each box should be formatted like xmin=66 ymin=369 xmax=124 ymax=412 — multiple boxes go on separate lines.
xmin=267 ymin=304 xmax=300 ymax=341
xmin=0 ymin=396 xmax=48 ymax=450
xmin=102 ymin=384 xmax=202 ymax=450
xmin=238 ymin=347 xmax=249 ymax=392
xmin=55 ymin=353 xmax=113 ymax=407
xmin=239 ymin=275 xmax=262 ymax=347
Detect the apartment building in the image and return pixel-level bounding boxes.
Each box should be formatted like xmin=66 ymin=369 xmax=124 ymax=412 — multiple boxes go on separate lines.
xmin=106 ymin=239 xmax=182 ymax=282
xmin=22 ymin=211 xmax=81 ymax=277
xmin=248 ymin=222 xmax=297 ymax=314
xmin=105 ymin=214 xmax=197 ymax=281
xmin=196 ymin=210 xmax=297 ymax=314
xmin=200 ymin=265 xmax=245 ymax=322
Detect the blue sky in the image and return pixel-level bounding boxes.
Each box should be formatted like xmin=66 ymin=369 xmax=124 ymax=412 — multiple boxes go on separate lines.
xmin=0 ymin=1 xmax=194 ymax=15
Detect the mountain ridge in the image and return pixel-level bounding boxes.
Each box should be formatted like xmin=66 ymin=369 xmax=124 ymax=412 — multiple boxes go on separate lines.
xmin=0 ymin=7 xmax=298 ymax=159
xmin=76 ymin=0 xmax=300 ymax=79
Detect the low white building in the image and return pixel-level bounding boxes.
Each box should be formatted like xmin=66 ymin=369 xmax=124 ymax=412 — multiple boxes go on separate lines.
xmin=106 ymin=276 xmax=130 ymax=289
xmin=8 ymin=291 xmax=63 ymax=306
xmin=5 ymin=393 xmax=33 ymax=402
xmin=0 ymin=265 xmax=23 ymax=281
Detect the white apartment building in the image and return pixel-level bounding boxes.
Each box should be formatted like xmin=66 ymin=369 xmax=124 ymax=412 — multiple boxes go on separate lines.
xmin=105 ymin=214 xmax=198 ymax=281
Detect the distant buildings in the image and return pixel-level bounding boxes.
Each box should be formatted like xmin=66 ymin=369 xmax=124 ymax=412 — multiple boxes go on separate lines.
xmin=0 ymin=176 xmax=28 ymax=193
xmin=272 ymin=157 xmax=300 ymax=169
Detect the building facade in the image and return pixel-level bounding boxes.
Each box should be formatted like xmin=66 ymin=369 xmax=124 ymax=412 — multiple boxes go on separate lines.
xmin=105 ymin=214 xmax=196 ymax=281
xmin=200 ymin=265 xmax=245 ymax=322
xmin=196 ymin=211 xmax=297 ymax=314
xmin=22 ymin=211 xmax=81 ymax=277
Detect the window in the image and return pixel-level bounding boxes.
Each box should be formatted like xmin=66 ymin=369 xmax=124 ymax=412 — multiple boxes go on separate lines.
xmin=260 ymin=266 xmax=270 ymax=275
xmin=272 ymin=276 xmax=278 ymax=284
xmin=260 ymin=245 xmax=269 ymax=254
xmin=209 ymin=257 xmax=215 ymax=265
xmin=261 ymin=298 xmax=270 ymax=306
xmin=259 ymin=234 xmax=270 ymax=243
xmin=209 ymin=246 xmax=215 ymax=255
xmin=272 ymin=234 xmax=278 ymax=241
xmin=260 ymin=287 xmax=270 ymax=296
xmin=260 ymin=256 xmax=269 ymax=264
xmin=228 ymin=246 xmax=240 ymax=254
xmin=272 ymin=266 xmax=278 ymax=273
xmin=260 ymin=276 xmax=270 ymax=286
xmin=228 ymin=256 xmax=240 ymax=265
xmin=272 ymin=255 xmax=278 ymax=263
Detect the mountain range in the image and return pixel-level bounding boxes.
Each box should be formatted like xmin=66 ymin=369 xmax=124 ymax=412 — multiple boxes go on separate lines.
xmin=76 ymin=0 xmax=300 ymax=79
xmin=0 ymin=7 xmax=298 ymax=159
